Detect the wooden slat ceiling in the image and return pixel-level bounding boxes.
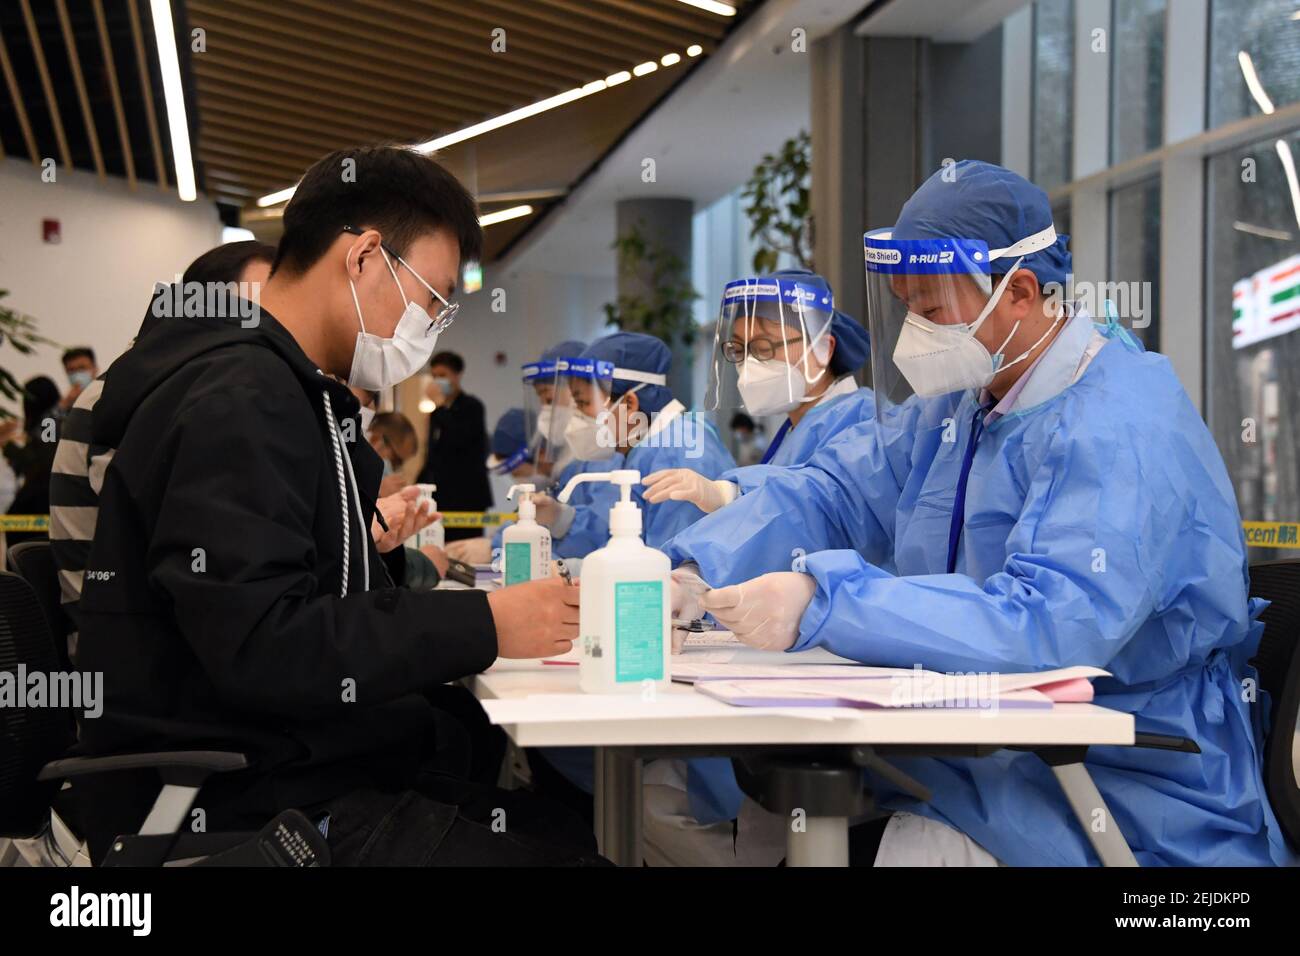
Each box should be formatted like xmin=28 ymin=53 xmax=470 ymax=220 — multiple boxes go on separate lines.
xmin=188 ymin=0 xmax=754 ymax=261
xmin=0 ymin=0 xmax=174 ymax=191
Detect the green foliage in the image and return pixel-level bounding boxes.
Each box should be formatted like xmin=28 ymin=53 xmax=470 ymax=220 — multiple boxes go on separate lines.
xmin=741 ymin=130 xmax=813 ymax=274
xmin=602 ymin=220 xmax=700 ymax=347
xmin=0 ymin=290 xmax=56 ymax=420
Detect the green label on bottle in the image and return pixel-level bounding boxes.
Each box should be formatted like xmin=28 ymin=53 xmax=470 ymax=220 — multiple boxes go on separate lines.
xmin=614 ymin=580 xmax=664 ymax=683
xmin=504 ymin=542 xmax=531 ymax=585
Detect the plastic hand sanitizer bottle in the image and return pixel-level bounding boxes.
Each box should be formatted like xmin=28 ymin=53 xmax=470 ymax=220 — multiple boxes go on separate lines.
xmin=502 ymin=484 xmax=552 ymax=584
xmin=557 ymin=469 xmax=670 ymax=695
xmin=405 ymin=483 xmax=444 ymax=551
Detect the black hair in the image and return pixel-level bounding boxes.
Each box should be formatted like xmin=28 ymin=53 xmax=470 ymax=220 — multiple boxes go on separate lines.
xmin=61 ymin=347 xmax=95 ymax=367
xmin=429 ymin=351 xmax=465 ymax=374
xmin=729 ymin=412 xmax=756 ymax=431
xmin=22 ymin=376 xmax=60 ymax=432
xmin=272 ymin=145 xmax=482 ymax=276
xmin=183 ymin=240 xmax=277 ymax=286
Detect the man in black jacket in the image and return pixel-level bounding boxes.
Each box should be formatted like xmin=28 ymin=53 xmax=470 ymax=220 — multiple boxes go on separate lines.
xmin=73 ymin=146 xmax=591 ymax=865
xmin=417 ymin=350 xmax=493 ymax=542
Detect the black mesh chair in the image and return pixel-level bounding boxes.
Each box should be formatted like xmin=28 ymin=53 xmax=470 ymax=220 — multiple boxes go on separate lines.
xmin=0 ymin=570 xmax=327 ymax=867
xmin=1247 ymin=560 xmax=1300 ymax=852
xmin=6 ymin=540 xmax=72 ymax=671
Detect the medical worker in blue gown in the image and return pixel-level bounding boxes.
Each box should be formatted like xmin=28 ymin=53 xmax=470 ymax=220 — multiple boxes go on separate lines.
xmin=447 ymin=339 xmax=621 ymax=566
xmin=631 ymin=270 xmax=875 ymax=865
xmin=666 ymin=160 xmax=1297 ymax=867
xmin=530 ymin=332 xmax=735 ymax=556
xmin=642 ymin=269 xmax=874 ymax=513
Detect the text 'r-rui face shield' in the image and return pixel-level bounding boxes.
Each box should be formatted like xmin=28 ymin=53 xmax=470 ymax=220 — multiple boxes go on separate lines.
xmin=864 ymin=223 xmax=1059 ymax=415
xmin=706 ymin=276 xmax=835 ymax=418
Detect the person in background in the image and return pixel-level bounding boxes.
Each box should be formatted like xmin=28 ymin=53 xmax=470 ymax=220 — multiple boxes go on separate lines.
xmin=49 ymin=241 xmax=277 ymax=663
xmin=67 ymin=146 xmax=593 ymax=866
xmin=485 ymin=407 xmax=537 ymax=481
xmin=368 ymin=410 xmax=420 ymax=497
xmin=728 ymin=411 xmax=764 ymax=466
xmin=416 ymin=350 xmax=492 ymax=542
xmin=58 ymin=347 xmax=98 ymax=416
xmin=5 ymin=375 xmax=61 ymax=546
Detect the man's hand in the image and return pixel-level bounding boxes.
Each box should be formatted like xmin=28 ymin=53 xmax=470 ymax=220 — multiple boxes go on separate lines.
xmin=58 ymin=384 xmax=84 ymax=411
xmin=419 ymin=544 xmax=451 ymax=578
xmin=487 ymin=576 xmax=581 ymax=658
xmin=371 ymin=485 xmax=436 ymax=553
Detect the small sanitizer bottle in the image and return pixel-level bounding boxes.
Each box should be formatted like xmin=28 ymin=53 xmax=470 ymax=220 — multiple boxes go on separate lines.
xmin=557 ymin=469 xmax=671 ymax=695
xmin=405 ymin=483 xmax=444 ymax=551
xmin=501 ymin=484 xmax=551 ymax=584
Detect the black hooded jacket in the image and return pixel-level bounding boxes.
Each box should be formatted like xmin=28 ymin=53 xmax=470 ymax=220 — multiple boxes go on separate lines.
xmin=74 ymin=301 xmax=497 ymax=839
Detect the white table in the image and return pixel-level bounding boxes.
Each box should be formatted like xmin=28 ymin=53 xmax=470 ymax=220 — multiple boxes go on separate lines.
xmin=473 ymin=659 xmax=1138 ymax=867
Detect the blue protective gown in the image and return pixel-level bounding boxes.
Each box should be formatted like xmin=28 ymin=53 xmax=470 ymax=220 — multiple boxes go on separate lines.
xmin=664 ymin=315 xmax=1296 ymax=866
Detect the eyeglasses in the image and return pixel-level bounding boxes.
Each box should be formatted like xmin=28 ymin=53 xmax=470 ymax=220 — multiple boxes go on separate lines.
xmin=722 ymin=335 xmax=805 ymax=364
xmin=342 ymin=226 xmax=459 ymax=333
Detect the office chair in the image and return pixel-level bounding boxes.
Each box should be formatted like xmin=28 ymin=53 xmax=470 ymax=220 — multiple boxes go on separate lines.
xmin=1247 ymin=559 xmax=1300 ymax=852
xmin=6 ymin=540 xmax=73 ymax=671
xmin=0 ymin=570 xmax=328 ymax=867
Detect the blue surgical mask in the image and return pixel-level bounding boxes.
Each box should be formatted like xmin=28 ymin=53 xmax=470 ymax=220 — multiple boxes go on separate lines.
xmin=69 ymin=370 xmax=93 ymax=389
xmin=433 ymin=376 xmax=452 ymax=396
xmin=382 ymin=459 xmax=394 ymax=477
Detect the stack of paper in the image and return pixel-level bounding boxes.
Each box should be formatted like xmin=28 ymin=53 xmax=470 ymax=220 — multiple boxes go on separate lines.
xmin=682 ymin=664 xmax=1108 ymax=711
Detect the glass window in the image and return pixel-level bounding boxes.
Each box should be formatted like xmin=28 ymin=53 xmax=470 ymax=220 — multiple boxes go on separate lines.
xmin=1209 ymin=0 xmax=1300 ymax=129
xmin=1110 ymin=0 xmax=1166 ymax=163
xmin=1206 ymin=130 xmax=1300 ymax=559
xmin=1032 ymin=0 xmax=1075 ymax=191
xmin=1108 ymin=177 xmax=1161 ymax=350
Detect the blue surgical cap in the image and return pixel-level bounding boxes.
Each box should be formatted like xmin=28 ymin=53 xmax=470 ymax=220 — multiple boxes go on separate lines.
xmin=893 ymin=160 xmax=1071 ymax=290
xmin=541 ymin=339 xmax=587 ymax=363
xmin=770 ymin=268 xmax=871 ymax=376
xmin=491 ymin=407 xmax=529 ymax=458
xmin=580 ymin=332 xmax=672 ymax=414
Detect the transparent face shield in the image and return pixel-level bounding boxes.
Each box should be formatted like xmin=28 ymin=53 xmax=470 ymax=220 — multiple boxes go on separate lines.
xmin=705 ymin=277 xmax=835 ymax=418
xmin=555 ymin=357 xmax=664 ymax=461
xmin=522 ymin=358 xmax=561 ymax=477
xmin=863 ymin=225 xmax=1059 ymax=418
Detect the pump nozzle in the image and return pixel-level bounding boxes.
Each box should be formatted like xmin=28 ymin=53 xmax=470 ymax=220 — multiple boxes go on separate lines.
xmin=557 ymin=469 xmax=642 ymax=503
xmin=506 ymin=483 xmax=536 ymax=501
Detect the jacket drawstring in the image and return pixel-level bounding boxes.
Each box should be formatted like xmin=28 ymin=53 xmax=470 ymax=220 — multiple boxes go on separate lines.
xmin=321 ymin=390 xmax=370 ymax=596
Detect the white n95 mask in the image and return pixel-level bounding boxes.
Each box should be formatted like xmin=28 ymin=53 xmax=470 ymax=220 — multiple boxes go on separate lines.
xmin=564 ymin=410 xmax=607 ymax=461
xmin=537 ymin=404 xmax=572 ymax=446
xmin=892 ymin=259 xmax=1060 ymax=398
xmin=738 ymin=356 xmax=807 ymax=416
xmin=346 ymin=249 xmax=440 ymax=391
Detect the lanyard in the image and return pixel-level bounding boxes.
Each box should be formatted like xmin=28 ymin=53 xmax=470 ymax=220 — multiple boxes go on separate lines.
xmin=759 ymin=419 xmax=793 ymax=464
xmin=946 ymin=404 xmax=991 ymax=574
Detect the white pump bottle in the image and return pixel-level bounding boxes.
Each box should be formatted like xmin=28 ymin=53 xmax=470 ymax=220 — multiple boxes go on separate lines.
xmin=557 ymin=469 xmax=671 ymax=695
xmin=501 ymin=483 xmax=552 ymax=584
xmin=404 ymin=483 xmax=444 ymax=550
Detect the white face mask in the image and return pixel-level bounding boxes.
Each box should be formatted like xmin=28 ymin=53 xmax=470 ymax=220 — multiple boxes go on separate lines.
xmin=537 ymin=404 xmax=572 ymax=446
xmin=564 ymin=410 xmax=607 ymax=461
xmin=346 ymin=248 xmax=440 ymax=390
xmin=738 ymin=356 xmax=807 ymax=416
xmin=563 ymin=389 xmax=639 ymax=460
xmin=891 ymin=259 xmax=1061 ymax=398
xmin=359 ymin=405 xmax=375 ymax=434
xmin=735 ymin=330 xmax=829 ymax=417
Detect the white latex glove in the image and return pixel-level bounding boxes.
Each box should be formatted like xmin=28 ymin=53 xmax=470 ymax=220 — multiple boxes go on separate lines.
xmin=447 ymin=537 xmax=492 ymax=564
xmin=643 ymin=468 xmax=739 ymax=514
xmin=532 ymin=493 xmax=575 ymax=536
xmin=699 ymin=572 xmax=817 ymax=651
xmin=669 ymin=566 xmax=710 ymax=654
